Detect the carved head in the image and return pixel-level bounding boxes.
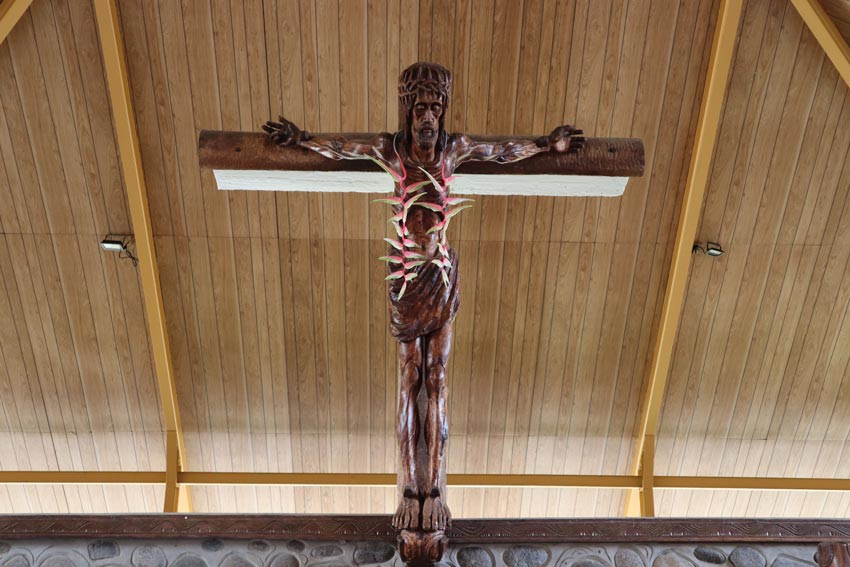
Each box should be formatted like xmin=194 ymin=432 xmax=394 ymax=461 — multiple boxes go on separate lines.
xmin=399 ymin=62 xmax=452 ymax=152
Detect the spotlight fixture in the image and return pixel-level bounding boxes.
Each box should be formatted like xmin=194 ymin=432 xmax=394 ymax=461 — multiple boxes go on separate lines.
xmin=99 ymin=235 xmax=138 ymax=266
xmin=692 ymin=241 xmax=725 ymax=258
xmin=705 ymin=242 xmax=725 ymax=257
xmin=99 ymin=237 xmax=126 ymax=252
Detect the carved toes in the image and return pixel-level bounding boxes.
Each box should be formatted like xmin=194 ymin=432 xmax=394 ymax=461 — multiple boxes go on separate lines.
xmin=392 ymin=498 xmax=420 ymax=531
xmin=422 ymin=496 xmax=451 ymax=532
xmin=421 ymin=499 xmax=432 ymax=531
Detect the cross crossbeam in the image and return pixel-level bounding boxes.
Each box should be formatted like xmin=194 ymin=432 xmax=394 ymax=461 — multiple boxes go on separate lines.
xmin=199 ymin=130 xmax=644 ymax=197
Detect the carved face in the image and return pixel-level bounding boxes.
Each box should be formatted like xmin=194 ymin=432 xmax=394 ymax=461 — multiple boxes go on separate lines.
xmin=410 ymin=92 xmax=443 ymax=151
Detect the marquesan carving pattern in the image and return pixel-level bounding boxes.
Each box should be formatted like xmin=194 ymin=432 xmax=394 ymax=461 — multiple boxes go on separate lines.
xmin=0 ymin=539 xmax=825 ymax=567
xmin=1 ymin=518 xmax=850 ymax=543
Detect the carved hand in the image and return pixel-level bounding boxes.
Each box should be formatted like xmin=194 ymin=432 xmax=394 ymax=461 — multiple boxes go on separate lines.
xmin=262 ymin=116 xmax=308 ymax=146
xmin=548 ymin=125 xmax=585 ymax=153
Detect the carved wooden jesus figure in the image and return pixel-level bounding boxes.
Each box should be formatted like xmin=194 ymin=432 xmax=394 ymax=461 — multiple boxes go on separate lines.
xmin=264 ymin=62 xmax=584 ymax=533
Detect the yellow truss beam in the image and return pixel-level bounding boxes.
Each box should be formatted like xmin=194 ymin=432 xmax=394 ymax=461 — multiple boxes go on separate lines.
xmin=177 ymin=473 xmax=643 ymax=489
xmin=625 ymin=0 xmax=744 ymax=516
xmin=2 ymin=472 xmax=850 ymax=492
xmin=790 ymin=0 xmax=850 ymax=88
xmin=653 ymin=476 xmax=850 ymax=491
xmin=0 ymin=0 xmax=34 ymax=45
xmin=0 ymin=471 xmax=165 ymax=484
xmin=92 ymin=0 xmax=191 ymax=513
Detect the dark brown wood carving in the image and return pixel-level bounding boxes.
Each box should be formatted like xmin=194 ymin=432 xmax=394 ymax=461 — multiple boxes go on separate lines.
xmin=818 ymin=543 xmax=850 ymax=567
xmin=198 ymin=130 xmax=645 ymax=177
xmin=257 ymin=61 xmax=635 ymax=565
xmin=1 ymin=515 xmax=850 ymax=543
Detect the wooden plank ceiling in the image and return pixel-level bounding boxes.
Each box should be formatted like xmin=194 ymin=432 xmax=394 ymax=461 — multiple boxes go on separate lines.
xmin=0 ymin=0 xmax=164 ymax=511
xmin=0 ymin=0 xmax=849 ymax=517
xmin=657 ymin=0 xmax=850 ymax=517
xmin=823 ymin=0 xmax=850 ymax=41
xmin=124 ymin=0 xmax=717 ymax=516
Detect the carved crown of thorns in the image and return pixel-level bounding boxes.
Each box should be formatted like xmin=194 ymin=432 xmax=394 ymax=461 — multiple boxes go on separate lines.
xmin=398 ymin=62 xmax=452 ymax=112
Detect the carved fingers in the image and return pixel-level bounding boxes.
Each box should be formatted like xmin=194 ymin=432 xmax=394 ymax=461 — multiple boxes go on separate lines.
xmin=549 ymin=125 xmax=585 ymax=153
xmin=262 ymin=116 xmax=305 ymax=146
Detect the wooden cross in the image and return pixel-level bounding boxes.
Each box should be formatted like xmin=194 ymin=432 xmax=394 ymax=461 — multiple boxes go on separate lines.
xmin=200 ymin=130 xmax=644 ymax=196
xmin=199 ymin=62 xmax=643 ymax=567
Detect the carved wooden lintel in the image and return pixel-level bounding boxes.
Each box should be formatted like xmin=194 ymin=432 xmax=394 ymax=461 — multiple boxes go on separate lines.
xmin=0 ymin=516 xmax=849 ymax=543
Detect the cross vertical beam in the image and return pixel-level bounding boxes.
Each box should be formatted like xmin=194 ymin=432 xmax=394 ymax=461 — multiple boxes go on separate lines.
xmin=625 ymin=0 xmax=744 ymax=516
xmin=0 ymin=0 xmax=34 ymax=45
xmin=92 ymin=0 xmax=191 ymax=512
xmin=789 ymin=0 xmax=850 ymax=88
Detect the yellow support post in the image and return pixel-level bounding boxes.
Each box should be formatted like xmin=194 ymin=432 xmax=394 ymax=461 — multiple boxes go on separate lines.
xmin=639 ymin=435 xmax=655 ymax=517
xmin=790 ymin=0 xmax=850 ymax=88
xmin=92 ymin=0 xmax=191 ymax=512
xmin=0 ymin=0 xmax=34 ymax=45
xmin=164 ymin=431 xmax=179 ymax=512
xmin=625 ymin=0 xmax=744 ymax=516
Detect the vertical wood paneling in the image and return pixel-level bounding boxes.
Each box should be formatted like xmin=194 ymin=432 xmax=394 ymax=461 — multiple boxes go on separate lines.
xmin=4 ymin=17 xmax=74 ymax=234
xmin=3 ymin=0 xmax=847 ymax=517
xmin=656 ymin=0 xmax=850 ymax=519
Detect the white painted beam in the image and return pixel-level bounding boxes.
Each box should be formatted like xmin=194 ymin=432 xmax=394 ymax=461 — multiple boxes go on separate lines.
xmin=213 ymin=169 xmax=629 ymax=197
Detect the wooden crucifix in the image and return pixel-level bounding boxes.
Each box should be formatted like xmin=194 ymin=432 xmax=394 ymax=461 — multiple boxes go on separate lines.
xmin=199 ymin=62 xmax=644 ymax=566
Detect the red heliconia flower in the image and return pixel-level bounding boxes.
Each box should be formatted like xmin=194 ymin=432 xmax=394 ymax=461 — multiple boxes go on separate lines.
xmin=374 ymin=162 xmax=473 ymax=291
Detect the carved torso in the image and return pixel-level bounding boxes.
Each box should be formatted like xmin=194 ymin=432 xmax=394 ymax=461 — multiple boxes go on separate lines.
xmin=388 ymin=134 xmax=457 ymax=256
xmin=385 ymin=134 xmax=460 ymax=343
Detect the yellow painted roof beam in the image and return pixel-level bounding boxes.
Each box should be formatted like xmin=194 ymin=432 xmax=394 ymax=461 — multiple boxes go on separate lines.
xmin=178 ymin=472 xmax=644 ymax=489
xmin=625 ymin=0 xmax=745 ymax=517
xmin=790 ymin=0 xmax=850 ymax=88
xmin=0 ymin=471 xmax=165 ymax=484
xmin=0 ymin=0 xmax=34 ymax=45
xmin=92 ymin=0 xmax=191 ymax=513
xmin=2 ymin=471 xmax=850 ymax=493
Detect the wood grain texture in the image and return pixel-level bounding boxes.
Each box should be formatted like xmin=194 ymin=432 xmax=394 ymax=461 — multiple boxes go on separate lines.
xmin=140 ymin=0 xmax=706 ymax=518
xmin=655 ymin=1 xmax=850 ymax=519
xmin=0 ymin=0 xmax=162 ymax=513
xmin=2 ymin=0 xmax=850 ymax=517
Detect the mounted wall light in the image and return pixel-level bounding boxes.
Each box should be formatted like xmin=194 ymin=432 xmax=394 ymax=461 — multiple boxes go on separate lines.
xmin=99 ymin=235 xmax=138 ymax=266
xmin=692 ymin=241 xmax=725 ymax=257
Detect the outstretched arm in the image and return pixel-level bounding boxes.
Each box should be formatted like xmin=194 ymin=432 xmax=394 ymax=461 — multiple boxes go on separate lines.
xmin=453 ymin=125 xmax=585 ymax=165
xmin=263 ymin=116 xmax=393 ymax=162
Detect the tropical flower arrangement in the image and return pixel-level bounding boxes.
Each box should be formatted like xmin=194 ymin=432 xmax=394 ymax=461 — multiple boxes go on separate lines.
xmin=370 ymin=157 xmax=472 ymax=299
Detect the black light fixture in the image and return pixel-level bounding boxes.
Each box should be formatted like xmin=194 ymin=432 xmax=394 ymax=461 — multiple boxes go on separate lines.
xmin=705 ymin=242 xmax=725 ymax=257
xmin=100 ymin=235 xmax=138 ymax=266
xmin=692 ymin=241 xmax=725 ymax=257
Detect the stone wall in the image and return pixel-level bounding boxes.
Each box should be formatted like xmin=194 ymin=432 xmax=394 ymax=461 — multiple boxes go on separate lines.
xmin=0 ymin=538 xmax=819 ymax=567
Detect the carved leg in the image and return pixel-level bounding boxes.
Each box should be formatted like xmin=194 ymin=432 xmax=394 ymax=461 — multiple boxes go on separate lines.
xmin=422 ymin=323 xmax=452 ymax=531
xmin=393 ymin=337 xmax=422 ymax=530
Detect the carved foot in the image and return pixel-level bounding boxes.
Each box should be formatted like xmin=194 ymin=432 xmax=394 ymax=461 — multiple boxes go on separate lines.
xmin=392 ymin=497 xmax=421 ymax=530
xmin=421 ymin=495 xmax=451 ymax=531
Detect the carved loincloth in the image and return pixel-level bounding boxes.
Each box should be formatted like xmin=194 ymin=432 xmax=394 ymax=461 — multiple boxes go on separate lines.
xmin=389 ymin=247 xmax=460 ymax=342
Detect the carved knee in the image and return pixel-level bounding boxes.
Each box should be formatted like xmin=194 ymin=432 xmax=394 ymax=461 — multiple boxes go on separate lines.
xmin=400 ymin=358 xmax=422 ymax=393
xmin=425 ymin=360 xmax=447 ymax=394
